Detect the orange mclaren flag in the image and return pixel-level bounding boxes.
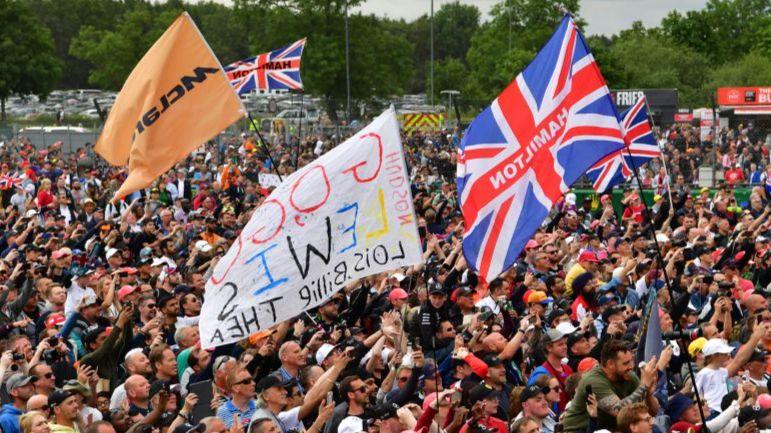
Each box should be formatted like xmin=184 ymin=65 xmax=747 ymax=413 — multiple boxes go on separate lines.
xmin=95 ymin=12 xmax=245 ymax=200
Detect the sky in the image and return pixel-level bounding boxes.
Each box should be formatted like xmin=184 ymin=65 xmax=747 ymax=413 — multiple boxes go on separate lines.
xmin=354 ymin=0 xmax=710 ymax=36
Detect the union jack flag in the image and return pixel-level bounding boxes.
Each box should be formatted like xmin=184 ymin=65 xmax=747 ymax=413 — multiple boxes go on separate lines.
xmin=586 ymin=96 xmax=660 ymax=193
xmin=457 ymin=15 xmax=625 ymax=282
xmin=0 ymin=174 xmax=22 ymax=190
xmin=224 ymin=38 xmax=306 ymax=94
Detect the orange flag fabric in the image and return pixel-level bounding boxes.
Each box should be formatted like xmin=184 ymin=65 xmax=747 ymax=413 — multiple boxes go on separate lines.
xmin=95 ymin=12 xmax=245 ymax=200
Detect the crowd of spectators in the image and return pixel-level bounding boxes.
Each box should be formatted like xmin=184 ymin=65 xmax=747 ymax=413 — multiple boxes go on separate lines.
xmin=0 ymin=120 xmax=770 ymax=433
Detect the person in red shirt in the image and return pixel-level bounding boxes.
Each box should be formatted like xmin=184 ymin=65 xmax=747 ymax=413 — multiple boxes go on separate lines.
xmin=36 ymin=178 xmax=55 ymax=210
xmin=622 ymin=193 xmax=645 ymax=224
xmin=725 ymin=163 xmax=745 ymax=185
xmin=460 ymin=383 xmax=508 ymax=433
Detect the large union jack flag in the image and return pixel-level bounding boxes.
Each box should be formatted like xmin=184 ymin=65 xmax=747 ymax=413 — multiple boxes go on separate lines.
xmin=224 ymin=38 xmax=306 ymax=94
xmin=457 ymin=15 xmax=625 ymax=282
xmin=585 ymin=96 xmax=660 ymax=193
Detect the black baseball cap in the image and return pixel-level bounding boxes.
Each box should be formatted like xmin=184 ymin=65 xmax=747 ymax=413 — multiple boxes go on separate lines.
xmin=468 ymin=383 xmax=499 ymax=405
xmin=520 ymin=384 xmax=547 ymax=402
xmin=49 ymin=389 xmax=77 ymax=407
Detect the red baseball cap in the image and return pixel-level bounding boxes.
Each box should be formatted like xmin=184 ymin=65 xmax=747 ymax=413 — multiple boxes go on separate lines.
xmin=579 ymin=251 xmax=598 ymax=263
xmin=45 ymin=313 xmax=66 ymax=329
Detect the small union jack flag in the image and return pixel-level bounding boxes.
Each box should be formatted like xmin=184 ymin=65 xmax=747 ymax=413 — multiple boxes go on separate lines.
xmin=224 ymin=38 xmax=306 ymax=94
xmin=586 ymin=96 xmax=660 ymax=193
xmin=457 ymin=15 xmax=625 ymax=282
xmin=0 ymin=174 xmax=22 ymax=190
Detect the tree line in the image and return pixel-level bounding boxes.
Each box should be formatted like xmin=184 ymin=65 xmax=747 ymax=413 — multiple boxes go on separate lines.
xmin=1 ymin=0 xmax=770 ymax=120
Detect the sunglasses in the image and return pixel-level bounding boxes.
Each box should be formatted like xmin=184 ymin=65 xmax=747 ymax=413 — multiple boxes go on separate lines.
xmin=235 ymin=378 xmax=254 ymax=386
xmin=353 ymin=386 xmax=367 ymax=393
xmin=36 ymin=372 xmax=54 ymax=380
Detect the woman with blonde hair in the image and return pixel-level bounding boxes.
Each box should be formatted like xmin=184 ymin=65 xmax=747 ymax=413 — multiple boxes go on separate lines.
xmin=19 ymin=411 xmax=51 ymax=433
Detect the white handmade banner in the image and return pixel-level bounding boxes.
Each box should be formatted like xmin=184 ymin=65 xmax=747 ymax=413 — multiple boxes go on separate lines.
xmin=258 ymin=173 xmax=282 ymax=188
xmin=200 ymin=107 xmax=423 ymax=348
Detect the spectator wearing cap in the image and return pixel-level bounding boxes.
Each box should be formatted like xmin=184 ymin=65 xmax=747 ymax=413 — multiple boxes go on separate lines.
xmin=0 ymin=374 xmax=37 ymax=433
xmin=562 ymin=339 xmax=660 ymax=433
xmin=453 ymin=286 xmax=476 ymax=319
xmin=387 ymin=288 xmax=408 ymax=312
xmin=696 ymin=325 xmax=768 ymax=413
xmin=528 ymin=326 xmax=573 ymax=413
xmin=742 ymin=350 xmax=771 ymax=387
xmin=109 ymin=349 xmax=152 ymax=411
xmin=48 ymin=390 xmax=80 ymax=433
xmin=480 ymin=355 xmax=510 ymax=420
xmin=513 ymin=384 xmax=556 ymax=433
xmin=565 ymin=251 xmax=598 ymax=298
xmin=665 ymin=391 xmax=741 ymax=433
xmin=77 ymin=306 xmax=134 ymax=390
xmin=566 ymin=327 xmax=592 ymax=372
xmin=418 ymin=283 xmax=462 ymax=350
xmin=458 ymin=383 xmax=506 ymax=433
xmin=570 ymin=272 xmax=598 ymax=322
xmin=263 ymin=349 xmax=347 ymax=433
xmin=126 ymin=219 xmax=157 ymax=258
xmin=444 ymin=347 xmax=489 ymax=389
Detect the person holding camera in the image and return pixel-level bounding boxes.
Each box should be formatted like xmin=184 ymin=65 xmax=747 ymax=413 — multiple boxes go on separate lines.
xmin=696 ymin=322 xmax=770 ymax=413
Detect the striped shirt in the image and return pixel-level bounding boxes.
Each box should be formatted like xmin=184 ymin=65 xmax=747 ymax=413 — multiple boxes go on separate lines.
xmin=215 ymin=399 xmax=257 ymax=428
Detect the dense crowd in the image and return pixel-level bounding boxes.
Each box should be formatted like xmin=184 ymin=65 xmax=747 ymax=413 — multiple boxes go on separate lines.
xmin=0 ymin=120 xmax=770 ymax=433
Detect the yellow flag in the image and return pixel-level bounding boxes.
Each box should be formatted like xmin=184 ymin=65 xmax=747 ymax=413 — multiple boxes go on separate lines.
xmin=95 ymin=12 xmax=245 ymax=200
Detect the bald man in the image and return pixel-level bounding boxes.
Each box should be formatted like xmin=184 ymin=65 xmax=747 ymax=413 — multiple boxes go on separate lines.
xmin=124 ymin=375 xmax=151 ymax=417
xmin=275 ymin=341 xmax=307 ymax=393
xmin=745 ymin=294 xmax=768 ymax=315
xmin=26 ymin=394 xmax=49 ymax=413
xmin=202 ymin=416 xmax=227 ymax=433
xmin=110 ymin=350 xmax=152 ymax=410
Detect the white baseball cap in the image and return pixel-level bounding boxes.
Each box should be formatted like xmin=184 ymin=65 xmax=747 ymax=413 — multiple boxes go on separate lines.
xmin=315 ymin=343 xmax=338 ymax=365
xmin=195 ymin=240 xmax=213 ymax=253
xmin=338 ymin=416 xmax=364 ymax=433
xmin=701 ymin=338 xmax=734 ymax=356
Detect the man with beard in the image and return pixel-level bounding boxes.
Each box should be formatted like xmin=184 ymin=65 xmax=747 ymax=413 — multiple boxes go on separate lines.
xmin=561 ymin=340 xmax=659 ymax=433
xmin=565 ymin=251 xmax=598 ymax=297
xmin=570 ymin=272 xmax=598 ymax=321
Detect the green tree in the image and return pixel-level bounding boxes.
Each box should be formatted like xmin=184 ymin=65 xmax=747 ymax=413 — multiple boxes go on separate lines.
xmin=465 ymin=0 xmax=581 ymax=106
xmin=606 ymin=29 xmax=710 ymax=106
xmin=706 ymin=52 xmax=771 ymax=93
xmin=661 ymin=0 xmax=771 ymax=64
xmin=24 ymin=0 xmax=128 ymax=88
xmin=406 ymin=2 xmax=480 ymax=93
xmin=0 ymin=0 xmax=61 ymax=119
xmin=69 ymin=7 xmax=181 ymax=89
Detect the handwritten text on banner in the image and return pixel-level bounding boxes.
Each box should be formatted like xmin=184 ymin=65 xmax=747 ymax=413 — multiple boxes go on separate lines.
xmin=200 ymin=108 xmax=422 ymax=348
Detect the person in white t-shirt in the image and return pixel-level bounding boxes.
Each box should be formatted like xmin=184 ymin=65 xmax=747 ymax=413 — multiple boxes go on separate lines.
xmin=695 ymin=323 xmax=768 ymax=413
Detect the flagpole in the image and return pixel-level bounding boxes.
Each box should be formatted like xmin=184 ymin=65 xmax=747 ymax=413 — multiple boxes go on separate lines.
xmin=246 ymin=113 xmax=283 ymax=182
xmin=623 ymin=144 xmax=711 ymax=432
xmin=296 ymin=91 xmax=304 ymax=170
xmin=642 ymin=98 xmax=674 ymax=207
